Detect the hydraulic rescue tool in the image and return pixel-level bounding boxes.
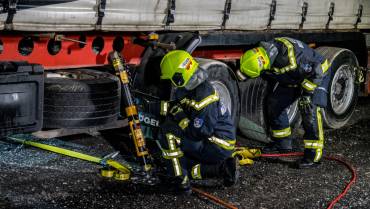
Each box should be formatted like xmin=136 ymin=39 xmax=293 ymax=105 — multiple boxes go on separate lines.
xmin=109 ymin=51 xmax=151 ymax=172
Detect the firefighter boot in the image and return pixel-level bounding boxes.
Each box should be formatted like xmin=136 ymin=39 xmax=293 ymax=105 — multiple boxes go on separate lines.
xmin=164 ymin=175 xmax=192 ymax=195
xmin=262 ymin=138 xmax=293 ymax=154
xmin=297 ymin=149 xmax=321 ymax=169
xmin=221 ymin=157 xmax=239 ymax=187
xmin=174 ymin=176 xmax=192 ymax=195
xmin=297 ymin=158 xmax=321 ymax=169
xmin=200 ymin=157 xmax=239 ymax=187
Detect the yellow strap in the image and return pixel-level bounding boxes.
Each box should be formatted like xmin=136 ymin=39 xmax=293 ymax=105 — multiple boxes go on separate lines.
xmin=180 ymin=90 xmax=219 ymax=111
xmin=271 ymin=127 xmax=292 ymax=138
xmin=100 ymin=168 xmax=115 ymax=178
xmin=9 ymin=136 xmax=102 ymax=163
xmin=105 ymin=159 xmax=131 ymax=174
xmin=114 ymin=172 xmax=131 ymax=181
xmin=8 ymin=136 xmax=131 ymax=178
xmin=301 ymin=79 xmax=317 ymax=92
xmin=273 ymin=38 xmax=298 ymax=74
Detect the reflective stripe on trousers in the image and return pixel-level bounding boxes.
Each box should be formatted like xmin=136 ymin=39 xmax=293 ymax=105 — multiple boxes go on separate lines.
xmin=303 ymin=107 xmax=324 ymax=162
xmin=271 ymin=127 xmax=292 ymax=138
xmin=165 ymin=133 xmax=184 ymax=176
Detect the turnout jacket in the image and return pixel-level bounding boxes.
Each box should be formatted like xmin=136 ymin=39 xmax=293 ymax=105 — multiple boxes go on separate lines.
xmin=171 ymin=80 xmax=236 ymax=143
xmin=262 ymin=37 xmax=330 ymax=94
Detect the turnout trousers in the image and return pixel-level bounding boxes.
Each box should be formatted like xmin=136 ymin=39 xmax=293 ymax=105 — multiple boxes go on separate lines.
xmin=158 ymin=120 xmax=234 ymax=181
xmin=266 ymin=73 xmax=330 ymax=162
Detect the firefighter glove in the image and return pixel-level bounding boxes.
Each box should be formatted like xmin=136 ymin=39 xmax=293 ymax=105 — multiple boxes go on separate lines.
xmin=299 ymin=95 xmax=312 ymax=113
xmin=169 ymin=104 xmax=188 ymax=123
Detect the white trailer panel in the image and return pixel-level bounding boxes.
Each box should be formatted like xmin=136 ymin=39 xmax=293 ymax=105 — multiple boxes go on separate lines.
xmin=0 ymin=0 xmax=368 ymax=31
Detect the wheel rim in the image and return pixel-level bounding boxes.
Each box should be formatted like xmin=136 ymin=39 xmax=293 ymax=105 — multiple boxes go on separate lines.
xmin=330 ymin=64 xmax=355 ymax=115
xmin=210 ymin=81 xmax=232 ymax=115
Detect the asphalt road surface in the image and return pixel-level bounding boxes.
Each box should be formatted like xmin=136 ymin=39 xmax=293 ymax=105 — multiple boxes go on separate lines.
xmin=0 ymin=98 xmax=369 ymax=209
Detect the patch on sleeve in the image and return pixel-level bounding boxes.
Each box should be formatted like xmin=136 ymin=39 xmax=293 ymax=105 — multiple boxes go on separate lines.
xmin=193 ymin=118 xmax=204 ymax=128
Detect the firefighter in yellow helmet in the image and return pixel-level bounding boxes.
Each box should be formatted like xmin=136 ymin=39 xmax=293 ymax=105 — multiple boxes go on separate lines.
xmin=157 ymin=50 xmax=238 ymax=194
xmin=237 ymin=37 xmax=331 ymax=169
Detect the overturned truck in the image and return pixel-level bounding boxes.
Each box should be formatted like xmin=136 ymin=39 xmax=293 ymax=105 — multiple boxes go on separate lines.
xmin=0 ymin=0 xmax=369 ymax=145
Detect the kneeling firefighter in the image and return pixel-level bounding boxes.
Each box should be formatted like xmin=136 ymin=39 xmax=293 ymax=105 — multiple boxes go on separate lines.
xmin=155 ymin=50 xmax=239 ymax=194
xmin=237 ymin=37 xmax=331 ymax=168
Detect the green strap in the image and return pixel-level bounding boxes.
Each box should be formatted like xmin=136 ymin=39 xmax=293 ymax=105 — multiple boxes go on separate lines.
xmin=273 ymin=38 xmax=298 ymax=74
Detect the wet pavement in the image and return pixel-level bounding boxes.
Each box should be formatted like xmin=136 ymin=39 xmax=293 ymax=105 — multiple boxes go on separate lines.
xmin=0 ymin=98 xmax=369 ymax=209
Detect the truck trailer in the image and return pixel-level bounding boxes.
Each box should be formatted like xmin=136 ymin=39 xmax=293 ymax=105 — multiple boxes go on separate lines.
xmin=0 ymin=0 xmax=369 ymax=144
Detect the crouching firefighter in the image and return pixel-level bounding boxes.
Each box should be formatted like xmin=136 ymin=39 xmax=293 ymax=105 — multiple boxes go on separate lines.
xmin=237 ymin=37 xmax=331 ymax=168
xmin=156 ymin=50 xmax=239 ymax=194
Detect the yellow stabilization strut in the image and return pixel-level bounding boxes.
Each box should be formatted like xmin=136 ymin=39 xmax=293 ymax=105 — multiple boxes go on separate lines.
xmin=8 ymin=135 xmax=131 ymax=181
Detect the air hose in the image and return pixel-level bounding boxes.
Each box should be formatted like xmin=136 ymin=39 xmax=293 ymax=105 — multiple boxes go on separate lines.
xmin=194 ymin=151 xmax=357 ymax=209
xmin=261 ymin=152 xmax=357 ymax=209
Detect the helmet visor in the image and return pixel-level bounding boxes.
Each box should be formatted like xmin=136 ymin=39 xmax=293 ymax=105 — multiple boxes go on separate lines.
xmin=171 ymin=72 xmax=185 ymax=87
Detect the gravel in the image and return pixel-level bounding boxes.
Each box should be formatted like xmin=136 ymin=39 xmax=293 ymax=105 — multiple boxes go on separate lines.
xmin=0 ymin=98 xmax=369 ymax=209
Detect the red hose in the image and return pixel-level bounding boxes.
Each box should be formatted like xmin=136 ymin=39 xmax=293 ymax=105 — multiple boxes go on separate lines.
xmin=192 ymin=187 xmax=238 ymax=209
xmin=193 ymin=152 xmax=356 ymax=209
xmin=324 ymin=155 xmax=357 ymax=209
xmin=261 ymin=152 xmax=357 ymax=209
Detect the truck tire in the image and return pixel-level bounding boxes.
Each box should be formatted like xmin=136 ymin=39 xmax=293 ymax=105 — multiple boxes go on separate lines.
xmin=315 ymin=47 xmax=359 ymax=129
xmin=43 ymin=69 xmax=120 ymax=129
xmin=197 ymin=58 xmax=240 ymax=127
xmin=316 ymin=47 xmax=359 ymax=129
xmin=238 ymin=78 xmax=299 ymax=143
